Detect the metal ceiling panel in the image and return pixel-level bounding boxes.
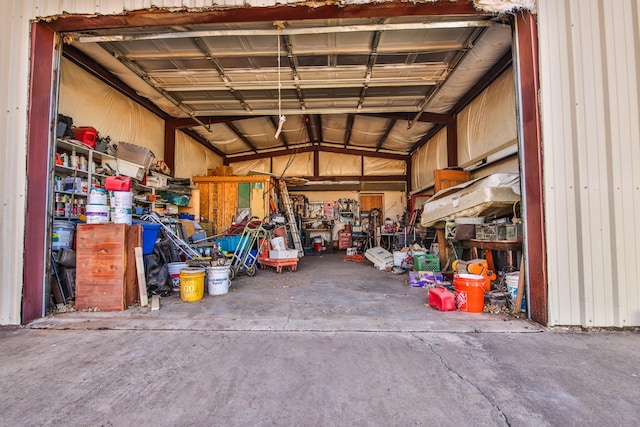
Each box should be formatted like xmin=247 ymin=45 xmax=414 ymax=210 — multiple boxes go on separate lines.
xmin=64 ymin=11 xmax=509 ymax=156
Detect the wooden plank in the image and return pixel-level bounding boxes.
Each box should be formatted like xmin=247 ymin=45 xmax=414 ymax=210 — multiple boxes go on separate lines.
xmin=222 ymin=182 xmax=238 ymax=232
xmin=134 ymin=247 xmax=148 ymax=307
xmin=125 ymin=225 xmax=141 ymax=308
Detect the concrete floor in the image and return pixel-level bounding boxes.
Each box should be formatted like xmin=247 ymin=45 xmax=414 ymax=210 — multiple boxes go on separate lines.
xmin=2 ymin=253 xmax=639 ymax=426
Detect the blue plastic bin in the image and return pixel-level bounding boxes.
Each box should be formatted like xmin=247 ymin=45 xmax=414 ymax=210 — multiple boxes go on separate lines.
xmin=133 ymin=221 xmax=162 ymax=254
xmin=217 ymin=235 xmax=241 ymax=253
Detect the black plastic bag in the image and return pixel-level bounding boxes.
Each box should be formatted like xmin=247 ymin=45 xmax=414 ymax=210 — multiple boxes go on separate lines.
xmin=143 ymin=238 xmax=179 ymax=295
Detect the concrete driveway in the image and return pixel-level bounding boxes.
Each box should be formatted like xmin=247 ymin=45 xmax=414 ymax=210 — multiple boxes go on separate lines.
xmin=1 ymin=254 xmax=638 ymax=426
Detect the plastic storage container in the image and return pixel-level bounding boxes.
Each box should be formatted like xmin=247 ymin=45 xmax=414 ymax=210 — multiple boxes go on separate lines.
xmin=133 ymin=221 xmax=162 ymax=255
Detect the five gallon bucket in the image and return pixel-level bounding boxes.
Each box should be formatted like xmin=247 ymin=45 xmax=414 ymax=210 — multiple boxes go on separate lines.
xmin=110 ymin=191 xmax=133 ymax=225
xmin=505 ymin=272 xmax=526 ymax=312
xmin=454 ymin=273 xmax=486 ymax=313
xmin=52 ymin=221 xmax=76 ymax=250
xmin=313 ymin=237 xmax=322 ymax=253
xmin=393 ymin=251 xmax=409 ymax=267
xmin=207 ymin=265 xmax=231 ymax=295
xmin=167 ymin=262 xmax=188 ymax=291
xmin=180 ymin=267 xmax=205 ymax=302
xmin=85 ymin=205 xmax=109 ymax=224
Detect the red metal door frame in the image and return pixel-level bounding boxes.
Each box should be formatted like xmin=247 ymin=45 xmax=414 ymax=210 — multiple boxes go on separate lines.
xmin=513 ymin=13 xmax=547 ymax=325
xmin=21 ymin=4 xmax=547 ymax=325
xmin=23 ymin=22 xmax=56 ymax=323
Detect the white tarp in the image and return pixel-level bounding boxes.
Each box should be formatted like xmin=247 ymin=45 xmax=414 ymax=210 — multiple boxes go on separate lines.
xmin=175 ymin=131 xmax=222 ymax=178
xmin=363 ymin=157 xmax=406 ymax=176
xmin=319 ymin=152 xmax=362 ymax=176
xmin=272 ymin=152 xmax=314 ymax=177
xmin=58 ymin=58 xmax=165 ymax=159
xmin=411 ymin=127 xmax=448 ymax=192
xmin=229 ymin=159 xmax=270 ymax=176
xmin=457 ymin=68 xmax=517 ymax=168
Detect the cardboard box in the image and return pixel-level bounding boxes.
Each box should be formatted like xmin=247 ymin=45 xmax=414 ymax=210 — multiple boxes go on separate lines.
xmin=409 ymin=271 xmax=444 ymax=287
xmin=208 ymin=166 xmax=234 ymax=176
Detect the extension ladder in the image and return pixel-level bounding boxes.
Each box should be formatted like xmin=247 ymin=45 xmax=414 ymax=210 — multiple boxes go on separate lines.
xmin=278 ymin=179 xmax=304 ymax=257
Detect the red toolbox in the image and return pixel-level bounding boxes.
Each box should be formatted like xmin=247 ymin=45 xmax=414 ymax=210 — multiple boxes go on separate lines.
xmin=428 ymin=286 xmax=456 ymax=311
xmin=71 ymin=127 xmax=98 ymax=148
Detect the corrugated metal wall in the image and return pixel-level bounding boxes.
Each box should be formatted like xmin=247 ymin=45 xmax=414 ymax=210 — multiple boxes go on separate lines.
xmin=0 ymin=2 xmax=32 ymax=324
xmin=538 ymin=0 xmax=640 ymax=327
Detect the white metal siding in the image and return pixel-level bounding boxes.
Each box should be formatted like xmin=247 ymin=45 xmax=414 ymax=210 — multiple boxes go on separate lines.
xmin=0 ymin=2 xmax=31 ymax=324
xmin=539 ymin=0 xmax=640 ymax=326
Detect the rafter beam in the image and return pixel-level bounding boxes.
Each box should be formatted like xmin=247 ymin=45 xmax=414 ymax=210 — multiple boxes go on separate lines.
xmin=343 ymin=114 xmax=355 ymax=148
xmin=227 ymin=145 xmax=409 ymax=163
xmin=181 ymin=128 xmax=226 ymax=159
xmin=226 ymin=122 xmax=258 ymax=153
xmin=167 ymin=116 xmax=249 ymax=129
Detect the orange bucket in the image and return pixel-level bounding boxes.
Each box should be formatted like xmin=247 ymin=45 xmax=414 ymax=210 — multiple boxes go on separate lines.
xmin=454 ymin=274 xmax=486 ymax=313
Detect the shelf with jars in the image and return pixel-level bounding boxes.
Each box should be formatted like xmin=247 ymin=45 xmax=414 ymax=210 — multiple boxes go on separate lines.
xmin=53 ymin=138 xmax=117 ymax=220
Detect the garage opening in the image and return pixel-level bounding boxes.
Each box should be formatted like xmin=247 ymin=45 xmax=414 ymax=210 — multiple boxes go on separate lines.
xmin=24 ymin=2 xmax=544 ymax=325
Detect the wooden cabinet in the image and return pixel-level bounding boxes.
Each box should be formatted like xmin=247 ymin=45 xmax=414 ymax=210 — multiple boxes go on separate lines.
xmin=75 ymin=224 xmax=141 ymax=311
xmin=193 ymin=176 xmax=273 ymax=235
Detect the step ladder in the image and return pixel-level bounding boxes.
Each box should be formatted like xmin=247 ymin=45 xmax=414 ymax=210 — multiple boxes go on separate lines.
xmin=141 ymin=213 xmax=204 ymax=262
xmin=278 ymin=179 xmax=304 ymax=257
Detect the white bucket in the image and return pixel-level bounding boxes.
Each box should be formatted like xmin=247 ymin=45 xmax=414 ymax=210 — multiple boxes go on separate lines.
xmin=505 ymin=272 xmax=520 ymax=300
xmin=85 ymin=204 xmax=110 ymax=224
xmin=88 ymin=188 xmax=108 ymax=205
xmin=52 ymin=221 xmax=76 ymax=250
xmin=111 ymin=207 xmax=132 ymax=225
xmin=271 ymin=236 xmax=286 ymax=251
xmin=167 ymin=262 xmax=188 ymax=291
xmin=207 ymin=265 xmax=231 ymax=295
xmin=110 ymin=191 xmax=133 ymax=208
xmin=110 ymin=190 xmax=133 ymax=224
xmin=393 ymin=251 xmax=409 ymax=267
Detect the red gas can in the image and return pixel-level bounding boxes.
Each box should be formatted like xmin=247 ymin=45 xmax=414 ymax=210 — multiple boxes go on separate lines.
xmin=428 ymin=286 xmax=456 ymax=311
xmin=71 ymin=127 xmax=98 ymax=148
xmin=105 ymin=176 xmax=132 ymax=191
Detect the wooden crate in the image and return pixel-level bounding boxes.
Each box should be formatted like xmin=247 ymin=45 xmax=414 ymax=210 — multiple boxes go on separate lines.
xmin=75 ymin=223 xmax=141 ymax=311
